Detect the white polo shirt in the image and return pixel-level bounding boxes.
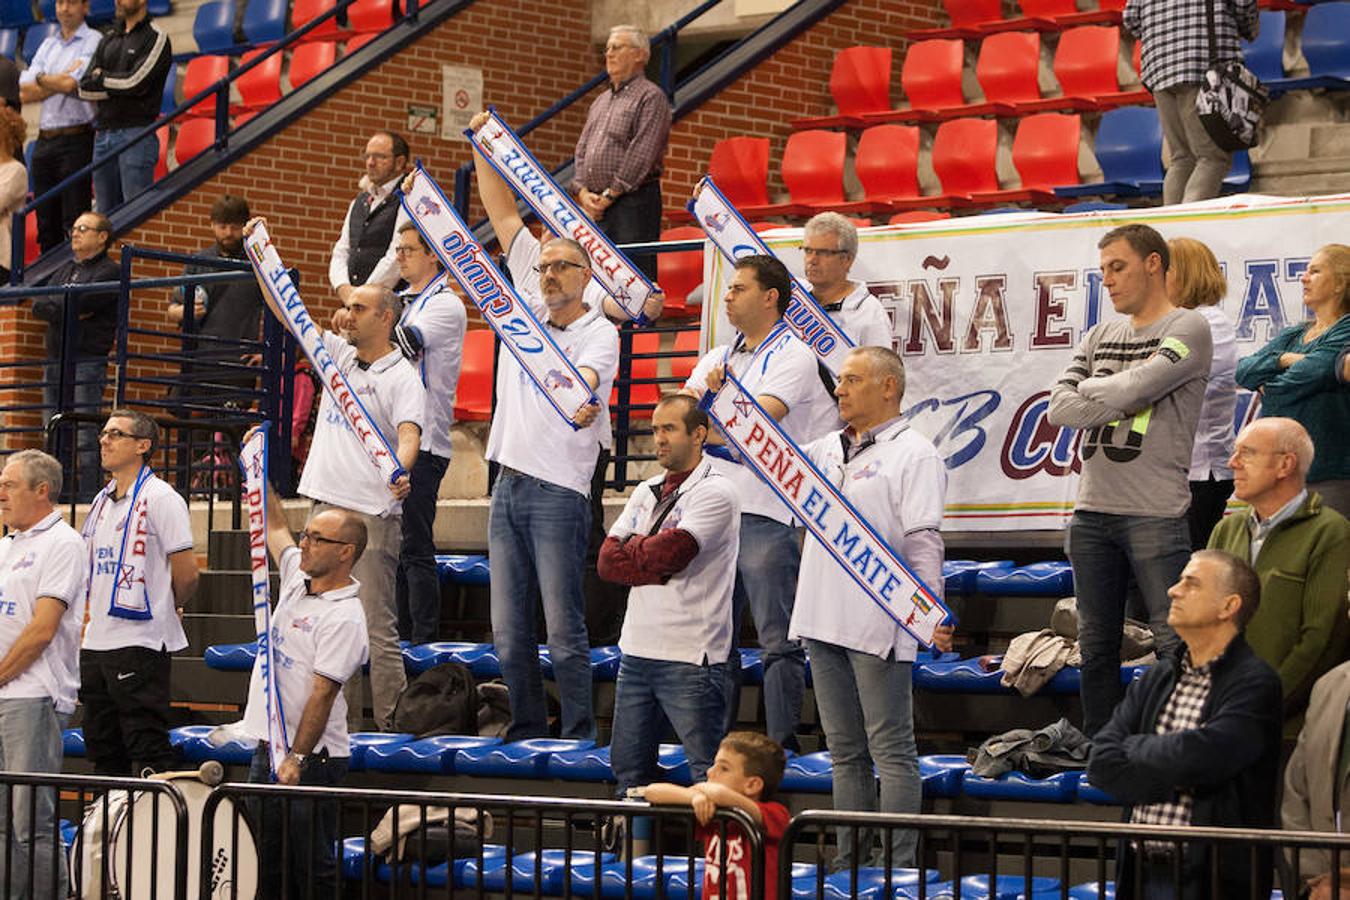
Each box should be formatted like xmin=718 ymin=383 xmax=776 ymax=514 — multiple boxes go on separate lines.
xmin=485 ymin=231 xmax=619 ymax=498
xmin=241 ymin=546 xmax=369 ymax=757
xmin=825 ymin=282 xmax=893 ymax=350
xmin=0 ymin=510 xmax=87 ymax=713
xmin=611 ymin=460 xmax=741 ymax=665
xmin=684 ymin=324 xmax=837 ymax=524
xmin=298 ymin=332 xmax=426 ymax=518
xmin=82 ymin=475 xmax=194 ymax=653
xmin=399 ymin=277 xmax=467 ymax=460
xmin=789 ymin=419 xmax=946 ymax=662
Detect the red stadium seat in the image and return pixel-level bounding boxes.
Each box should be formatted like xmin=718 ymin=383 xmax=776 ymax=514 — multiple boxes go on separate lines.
xmin=1020 ymin=26 xmax=1150 ymax=112
xmin=791 ymin=46 xmax=893 ymax=129
xmin=931 ymin=117 xmax=1000 ymax=201
xmin=611 ymin=331 xmax=661 ymax=418
xmin=836 ymin=125 xmax=943 ymax=214
xmin=174 ymin=118 xmax=218 ymax=165
xmin=656 ymin=226 xmax=704 ymax=318
xmin=24 ymin=210 xmax=38 ymax=264
xmin=888 ymin=210 xmax=952 ymax=224
xmin=290 ymin=0 xmax=338 ymax=40
xmin=754 ymin=129 xmax=847 ymax=217
xmin=236 ymin=48 xmax=282 ymax=110
xmin=863 ymin=39 xmax=964 ymax=123
xmin=344 ymin=32 xmax=378 ymax=52
xmin=181 ymin=54 xmax=230 ymax=117
xmin=669 ymin=328 xmax=702 ymax=385
xmin=453 ymin=329 xmax=495 ymax=421
xmin=972 ymin=31 xmax=1042 ymax=113
xmin=155 ymin=127 xmax=169 ymax=179
xmin=346 ymin=0 xmax=394 ymax=33
xmin=970 ymin=113 xmax=1081 ymax=204
xmin=234 ymin=110 xmax=258 ymax=127
xmin=1036 ymin=0 xmax=1124 ymax=26
xmin=909 ymin=0 xmax=1004 ymax=38
xmin=289 ymin=40 xmax=336 ymax=88
xmin=707 ymin=136 xmax=770 ymax=208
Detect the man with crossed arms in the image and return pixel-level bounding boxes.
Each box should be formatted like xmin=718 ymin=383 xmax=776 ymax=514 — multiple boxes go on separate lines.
xmin=249 ymin=218 xmax=423 ymax=732
xmin=470 ymin=111 xmax=619 ymax=741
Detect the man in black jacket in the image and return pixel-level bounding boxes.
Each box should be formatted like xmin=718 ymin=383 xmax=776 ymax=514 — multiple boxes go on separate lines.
xmin=30 ymin=211 xmax=119 ymax=500
xmin=1087 ymin=548 xmax=1282 ymax=900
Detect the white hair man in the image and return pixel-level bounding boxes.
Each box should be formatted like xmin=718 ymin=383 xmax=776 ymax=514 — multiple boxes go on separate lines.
xmin=801 ymin=212 xmax=892 ymax=348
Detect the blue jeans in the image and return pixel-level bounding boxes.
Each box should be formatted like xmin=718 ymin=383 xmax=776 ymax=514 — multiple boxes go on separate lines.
xmin=1066 ymin=512 xmax=1188 ymax=736
xmin=488 ymin=470 xmax=594 ymax=740
xmin=0 ymin=698 xmax=68 ymax=900
xmin=397 ymin=450 xmax=450 ymax=645
xmin=806 ymin=639 xmax=920 ymax=870
xmin=92 ymin=127 xmax=158 ymax=212
xmin=43 ymin=358 xmax=108 ymax=501
xmin=247 ymin=744 xmax=347 ymax=900
xmin=611 ymin=656 xmax=726 ymax=794
xmin=725 ymin=514 xmax=804 ymax=751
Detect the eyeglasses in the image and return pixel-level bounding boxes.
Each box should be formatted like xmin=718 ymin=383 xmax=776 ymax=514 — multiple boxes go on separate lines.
xmin=394 ymin=246 xmax=424 ymax=257
xmin=532 ymin=260 xmax=587 ymax=276
xmin=802 ymin=247 xmax=850 ymax=258
xmin=298 ymin=529 xmax=352 ymax=547
xmin=72 ymin=224 xmax=104 ymax=234
xmin=98 ymin=428 xmax=141 ymax=442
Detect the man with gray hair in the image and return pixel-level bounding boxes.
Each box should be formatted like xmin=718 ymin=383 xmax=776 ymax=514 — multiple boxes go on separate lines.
xmin=802 ymin=212 xmax=892 ymax=348
xmin=1208 ymin=416 xmax=1350 ymax=739
xmin=572 ymin=24 xmax=671 ymax=279
xmin=0 ymin=449 xmax=87 ymax=898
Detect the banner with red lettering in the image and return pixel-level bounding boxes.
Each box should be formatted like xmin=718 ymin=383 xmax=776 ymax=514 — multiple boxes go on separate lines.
xmin=700 ymin=194 xmax=1350 ymax=532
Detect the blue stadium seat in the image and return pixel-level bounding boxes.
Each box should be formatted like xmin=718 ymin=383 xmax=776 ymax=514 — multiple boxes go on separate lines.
xmin=455 ymin=738 xmax=596 ymax=778
xmin=547 ymin=744 xmax=614 ymax=782
xmin=1223 ymin=150 xmax=1252 ymax=193
xmin=170 ymin=724 xmax=255 ymax=765
xmin=241 ymin=0 xmax=287 ymax=44
xmin=147 ymin=0 xmax=171 ymax=14
xmin=402 ymin=641 xmax=500 ymax=677
xmin=484 ymin=849 xmax=615 ymax=894
xmin=1063 ymin=200 xmax=1129 ymax=213
xmin=347 ymin=732 xmax=413 ymax=771
xmin=913 ymin=658 xmax=1007 ymax=693
xmin=1271 ymin=2 xmax=1350 ymax=91
xmin=663 ymin=857 xmax=709 ymax=899
xmin=339 ymin=837 xmax=393 ymax=883
xmin=1055 ymin=106 xmax=1162 ymax=198
xmin=975 ymin=561 xmax=1074 ymax=596
xmin=539 ymin=645 xmax=622 ymax=681
xmin=87 ymin=0 xmax=114 ymax=23
xmin=161 ymin=62 xmax=178 ymax=114
xmin=364 ymin=735 xmax=501 ymax=774
xmin=793 ymin=867 xmax=941 ymax=900
xmin=781 ymin=750 xmax=834 ymax=793
xmin=1242 ymin=11 xmax=1286 ymax=82
xmin=961 ymin=874 xmax=1063 ymax=898
xmin=38 ymin=0 xmax=52 ymax=19
xmin=0 ymin=28 xmax=17 ymax=59
xmin=435 ymin=553 xmax=490 ymax=585
xmin=205 ymin=641 xmax=258 ymax=670
xmin=919 ymin=754 xmax=969 ymax=798
xmin=962 ymin=770 xmax=1083 ymax=803
xmin=1076 ymin=777 xmax=1120 ymax=805
xmin=739 ymin=647 xmax=765 ymax=685
xmin=573 ymin=858 xmax=662 ymax=899
xmin=942 ymin=560 xmax=1014 ymax=595
xmin=192 ymin=1 xmax=237 ymax=54
xmin=0 ymin=0 xmax=35 ymax=28
xmin=21 ymin=23 xmax=56 ymax=65
xmin=63 ymin=727 xmax=85 ymax=757
xmin=1068 ymin=882 xmax=1115 ymax=899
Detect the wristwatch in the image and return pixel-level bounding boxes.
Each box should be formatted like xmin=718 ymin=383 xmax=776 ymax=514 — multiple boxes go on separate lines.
xmin=287 ymin=751 xmax=307 ymax=766
xmin=601 ymin=189 xmax=619 ymax=202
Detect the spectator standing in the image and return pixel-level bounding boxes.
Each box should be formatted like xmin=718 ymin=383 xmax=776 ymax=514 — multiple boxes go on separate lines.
xmin=1049 ymin=223 xmax=1212 ymax=736
xmin=1207 ymin=417 xmax=1350 ymax=738
xmin=1123 ymin=0 xmax=1258 ymax=205
xmin=1167 ymin=237 xmax=1237 ymax=549
xmin=29 ymin=210 xmax=118 ymax=500
xmin=1236 ymin=243 xmax=1350 ymax=518
xmin=0 ymin=450 xmax=86 ymax=900
xmin=1088 ymin=549 xmax=1282 ymax=900
xmin=19 ymin=0 xmax=100 ymax=253
xmin=77 ymin=0 xmax=171 ymax=212
xmin=328 ymin=131 xmax=409 ymax=301
xmin=1283 ymin=651 xmax=1350 ymax=900
xmin=0 ymin=106 xmax=28 ymax=280
xmin=79 ymin=409 xmax=199 ymax=775
xmin=572 ymin=25 xmax=671 ymax=279
xmin=801 ymin=212 xmax=892 ymax=348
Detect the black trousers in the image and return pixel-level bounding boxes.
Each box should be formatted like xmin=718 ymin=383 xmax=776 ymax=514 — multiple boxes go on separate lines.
xmin=1187 ymin=476 xmax=1234 ymax=551
xmin=78 ymin=646 xmax=176 ymax=776
xmin=598 ymin=179 xmax=662 ymax=281
xmin=30 ymin=130 xmax=94 ymax=253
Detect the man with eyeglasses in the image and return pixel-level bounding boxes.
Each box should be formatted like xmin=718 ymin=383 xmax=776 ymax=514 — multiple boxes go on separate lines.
xmin=1208 ymin=417 xmax=1350 ymax=740
xmin=240 ymin=460 xmax=368 ymax=900
xmin=79 ymin=408 xmax=198 ymax=776
xmin=571 ymin=24 xmax=671 ymax=279
xmin=801 ymin=212 xmax=892 ymax=349
xmin=328 ymin=131 xmax=411 ymax=303
xmin=470 ymin=117 xmax=619 ymax=740
xmin=29 ymin=210 xmax=118 ymax=501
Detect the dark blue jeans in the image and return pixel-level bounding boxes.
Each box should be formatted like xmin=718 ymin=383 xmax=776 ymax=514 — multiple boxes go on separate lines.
xmin=43 ymin=358 xmax=108 ymax=501
xmin=1066 ymin=511 xmax=1188 ymax=736
xmin=397 ymin=450 xmax=449 ymax=645
xmin=610 ymin=655 xmax=726 ymax=794
xmin=247 ymin=744 xmax=347 ymax=900
xmin=598 ymin=179 xmax=661 ymax=280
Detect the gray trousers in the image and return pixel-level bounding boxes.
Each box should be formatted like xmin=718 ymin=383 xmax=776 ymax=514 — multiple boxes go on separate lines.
xmin=1155 ymin=83 xmax=1232 ymax=206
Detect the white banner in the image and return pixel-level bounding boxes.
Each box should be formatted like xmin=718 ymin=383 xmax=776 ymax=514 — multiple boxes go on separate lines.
xmin=700 ymin=193 xmax=1350 ymax=531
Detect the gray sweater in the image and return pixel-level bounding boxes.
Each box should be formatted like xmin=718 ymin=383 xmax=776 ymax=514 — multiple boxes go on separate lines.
xmin=1049 ymin=307 xmax=1213 ymax=517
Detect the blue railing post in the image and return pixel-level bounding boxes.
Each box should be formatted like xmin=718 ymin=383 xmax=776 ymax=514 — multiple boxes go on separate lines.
xmin=214 ymin=81 xmax=231 ymax=150
xmin=612 ymin=323 xmax=634 ymax=490
xmin=9 ymin=209 xmax=24 ymax=283
xmin=114 ymin=246 xmax=135 ymax=406
xmin=454 ymin=163 xmax=471 ymax=219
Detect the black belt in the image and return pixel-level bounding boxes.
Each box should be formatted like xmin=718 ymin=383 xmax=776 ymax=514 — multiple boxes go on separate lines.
xmin=38 ymin=123 xmax=93 ymax=140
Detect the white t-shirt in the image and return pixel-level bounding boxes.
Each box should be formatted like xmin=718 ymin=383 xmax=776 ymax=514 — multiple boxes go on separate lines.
xmin=298 ymin=332 xmax=426 ymax=517
xmin=612 ymin=460 xmax=741 ymax=665
xmin=241 ymin=546 xmax=369 ymax=757
xmin=82 ymin=474 xmax=194 ymax=653
xmin=485 ymin=231 xmax=620 ymax=497
xmin=789 ymin=419 xmax=946 ymax=662
xmin=0 ymin=510 xmax=87 ymax=713
xmin=1189 ymin=304 xmax=1237 ymax=481
xmin=826 ymin=282 xmax=893 ymax=350
xmin=684 ymin=323 xmax=838 ymax=524
xmin=399 ymin=279 xmax=467 ymax=460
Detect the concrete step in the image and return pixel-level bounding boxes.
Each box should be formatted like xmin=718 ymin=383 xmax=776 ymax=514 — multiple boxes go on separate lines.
xmin=193 ymin=569 xmax=278 ymax=614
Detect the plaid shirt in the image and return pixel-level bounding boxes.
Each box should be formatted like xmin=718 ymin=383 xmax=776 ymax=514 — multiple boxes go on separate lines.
xmin=1124 ymin=0 xmax=1259 ymax=92
xmin=1130 ymin=655 xmax=1216 ymax=844
xmin=571 ymin=74 xmax=671 ymax=195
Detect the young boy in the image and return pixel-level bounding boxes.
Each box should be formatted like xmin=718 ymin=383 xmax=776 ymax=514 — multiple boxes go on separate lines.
xmin=643 ymin=731 xmax=790 ymax=900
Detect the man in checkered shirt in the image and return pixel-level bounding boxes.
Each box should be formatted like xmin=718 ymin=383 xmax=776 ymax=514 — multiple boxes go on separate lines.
xmin=1124 ymin=0 xmax=1258 ymax=205
xmin=1088 ymin=549 xmax=1282 ymax=899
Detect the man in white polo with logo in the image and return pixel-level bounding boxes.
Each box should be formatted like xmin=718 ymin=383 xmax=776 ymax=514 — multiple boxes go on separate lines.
xmin=241 ymin=459 xmax=368 ymax=900
xmin=0 ymin=449 xmax=86 ymax=899
xmin=470 ymin=110 xmax=619 ymax=741
xmin=801 ymin=212 xmax=892 ymax=348
xmin=683 ymin=253 xmax=836 ymax=752
xmin=790 ymin=345 xmax=950 ymax=871
xmin=599 ymin=393 xmax=740 ymax=793
xmin=80 ymin=408 xmax=198 ymax=776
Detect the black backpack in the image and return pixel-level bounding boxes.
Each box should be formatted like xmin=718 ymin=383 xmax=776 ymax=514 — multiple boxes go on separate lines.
xmin=392 ymin=662 xmax=478 ymax=738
